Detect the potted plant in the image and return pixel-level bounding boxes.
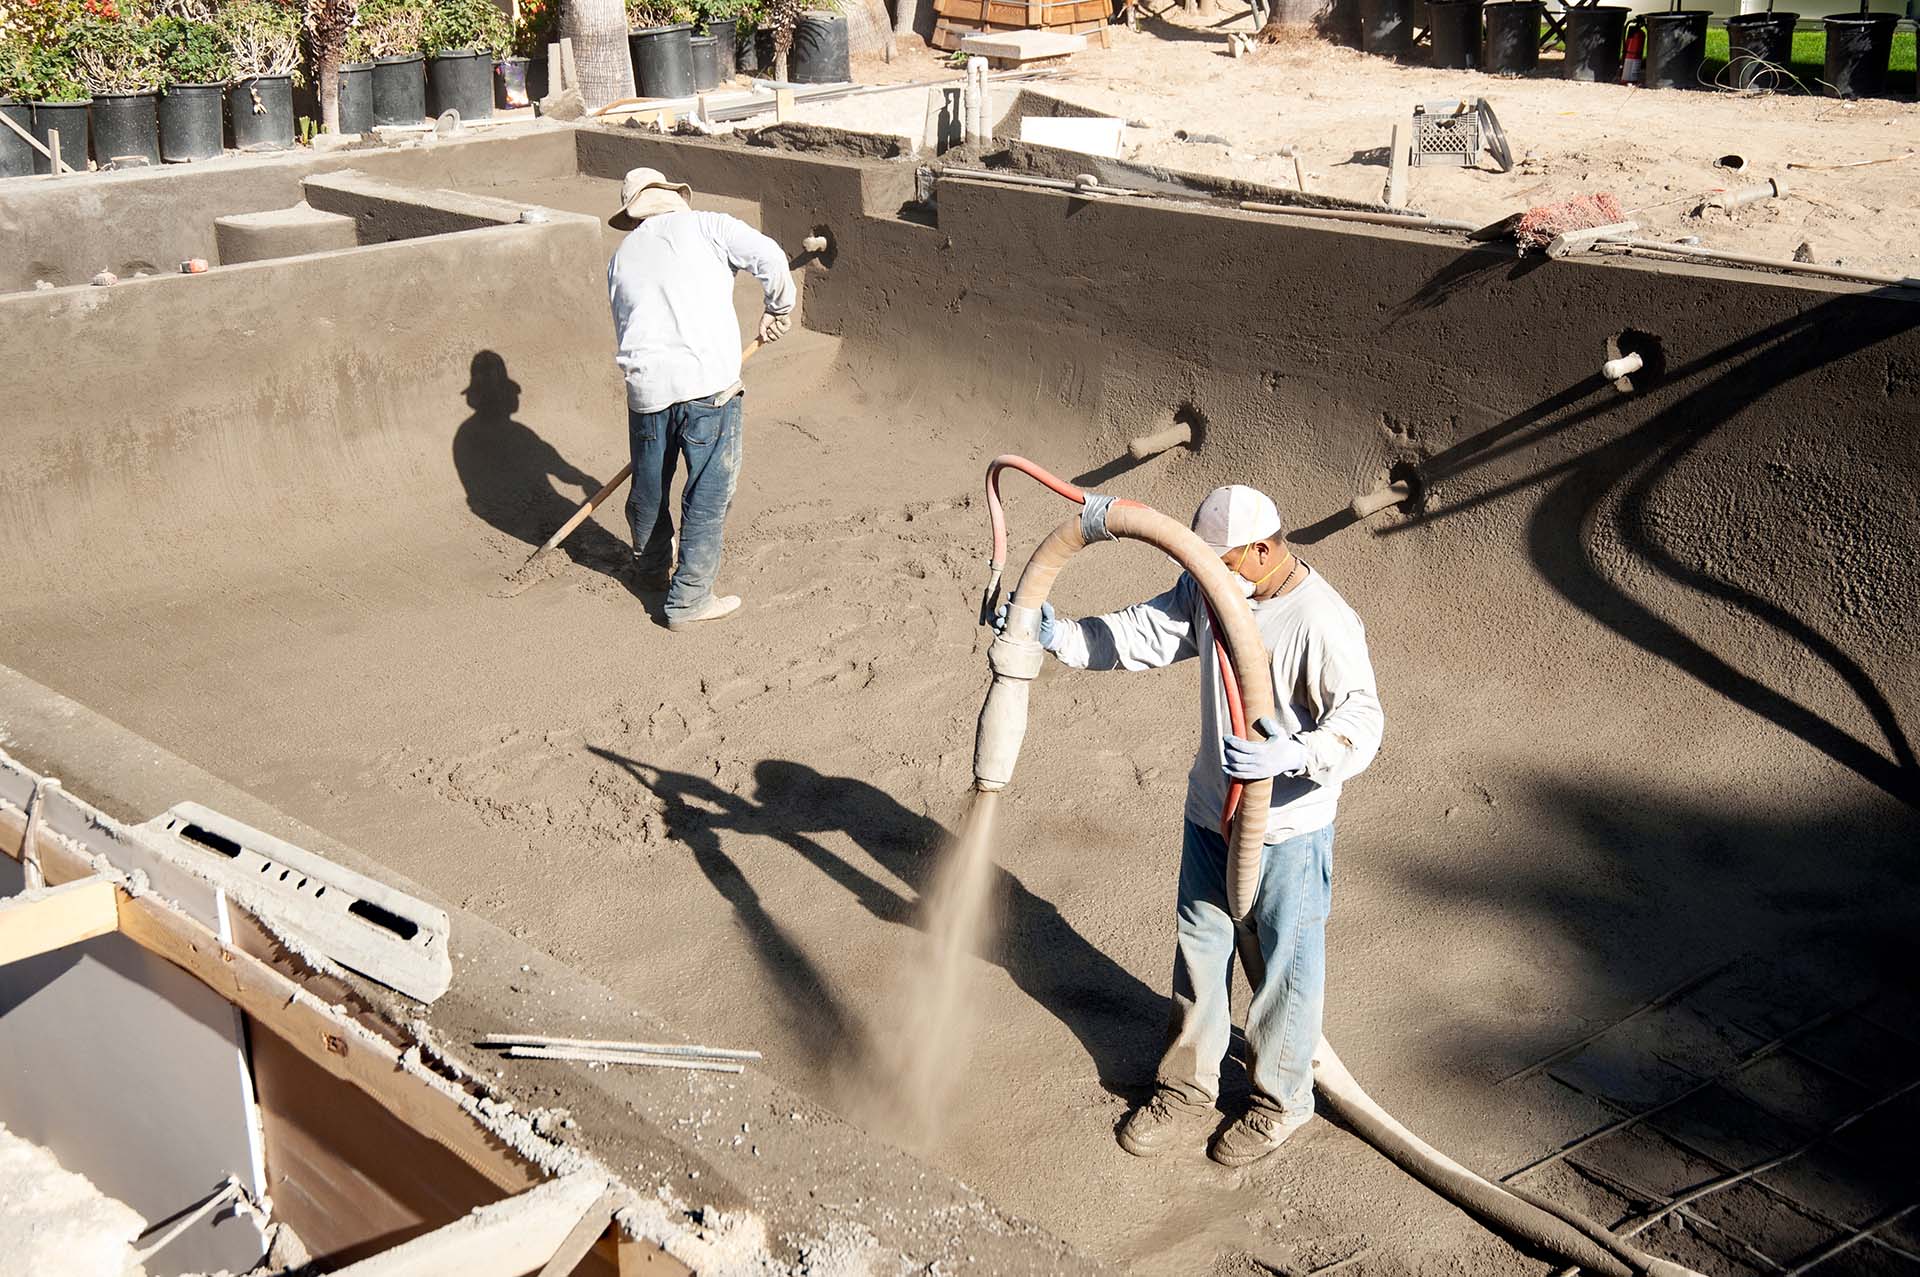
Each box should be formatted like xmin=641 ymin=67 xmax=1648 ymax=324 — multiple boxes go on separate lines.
xmin=355 ymin=0 xmax=427 ymax=126
xmin=497 ymin=0 xmax=554 ymax=108
xmin=24 ymin=41 xmax=92 ymax=174
xmin=71 ymin=14 xmax=165 ymax=166
xmin=420 ymin=0 xmax=507 ymax=120
xmin=626 ymin=0 xmax=695 ymax=98
xmin=695 ymin=0 xmax=747 ymax=78
xmin=220 ymin=0 xmax=302 ymax=149
xmin=152 ymin=13 xmax=232 ymax=160
xmin=336 ymin=5 xmax=379 ymax=131
xmin=0 ymin=37 xmax=35 ymax=178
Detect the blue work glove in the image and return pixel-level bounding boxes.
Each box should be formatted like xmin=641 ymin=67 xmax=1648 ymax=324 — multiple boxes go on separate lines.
xmin=1223 ymin=715 xmax=1311 ymax=781
xmin=992 ymin=600 xmax=1061 ymax=652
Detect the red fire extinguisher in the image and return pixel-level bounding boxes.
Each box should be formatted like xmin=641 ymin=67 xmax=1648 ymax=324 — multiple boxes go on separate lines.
xmin=1622 ymin=21 xmax=1645 ymax=84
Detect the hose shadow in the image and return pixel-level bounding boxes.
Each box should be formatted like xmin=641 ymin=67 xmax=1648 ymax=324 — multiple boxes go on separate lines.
xmin=587 ymin=747 xmax=1165 ymax=1097
xmin=451 ymin=350 xmax=633 ymax=584
xmin=1389 ymin=296 xmax=1920 ymax=808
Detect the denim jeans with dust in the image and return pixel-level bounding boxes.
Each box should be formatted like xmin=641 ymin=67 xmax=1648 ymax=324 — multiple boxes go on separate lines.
xmin=625 ymin=394 xmax=743 ymax=622
xmin=1156 ymin=819 xmax=1334 ymax=1121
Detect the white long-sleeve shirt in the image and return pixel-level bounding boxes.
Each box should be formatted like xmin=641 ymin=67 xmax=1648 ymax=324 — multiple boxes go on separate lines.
xmin=607 ymin=210 xmax=797 ymax=414
xmin=1052 ymin=567 xmax=1384 ymax=842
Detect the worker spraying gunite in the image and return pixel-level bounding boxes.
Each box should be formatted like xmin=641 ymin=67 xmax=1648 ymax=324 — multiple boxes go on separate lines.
xmin=607 ymin=167 xmax=796 ymax=630
xmin=1000 ymin=483 xmax=1383 ymax=1166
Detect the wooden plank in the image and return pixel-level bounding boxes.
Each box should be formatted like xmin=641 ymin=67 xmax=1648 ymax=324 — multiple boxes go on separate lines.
xmin=1385 ymin=123 xmax=1408 ymax=208
xmin=0 ymin=875 xmax=116 ymax=965
xmin=536 ymin=1189 xmax=620 ymax=1277
xmin=328 ymin=1173 xmax=608 ymax=1277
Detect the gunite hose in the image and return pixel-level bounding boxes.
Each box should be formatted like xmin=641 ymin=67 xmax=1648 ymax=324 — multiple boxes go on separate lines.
xmin=972 ymin=466 xmax=1703 ymax=1277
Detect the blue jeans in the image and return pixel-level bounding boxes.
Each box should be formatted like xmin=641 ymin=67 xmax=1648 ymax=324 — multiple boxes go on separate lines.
xmin=626 ymin=394 xmax=743 ymax=622
xmin=1157 ymin=819 xmax=1334 ymax=1121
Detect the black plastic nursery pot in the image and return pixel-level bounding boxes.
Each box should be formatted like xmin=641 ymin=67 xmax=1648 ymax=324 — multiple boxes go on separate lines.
xmin=1482 ymin=0 xmax=1542 ymax=73
xmin=372 ymin=53 xmax=426 ymax=126
xmin=1358 ymin=0 xmax=1415 ymax=56
xmin=428 ymin=49 xmax=493 ymax=119
xmin=705 ymin=16 xmax=739 ymax=76
xmin=228 ymin=75 xmax=294 ymax=149
xmin=89 ymin=90 xmax=160 ymax=167
xmin=1724 ymin=12 xmax=1798 ymax=89
xmin=338 ymin=61 xmax=373 ymax=133
xmin=158 ymin=82 xmax=223 ymax=160
xmin=747 ymin=27 xmax=772 ymax=74
xmin=1 ymin=99 xmax=36 ymax=178
xmin=1643 ymin=10 xmax=1709 ymax=89
xmin=31 ymin=100 xmax=90 ymax=174
xmin=1427 ymin=0 xmax=1482 ymax=68
xmin=788 ymin=12 xmax=851 ymax=83
xmin=630 ymin=23 xmax=695 ymax=98
xmin=1823 ymin=13 xmax=1897 ymax=98
xmin=1563 ymin=4 xmax=1628 ymax=80
xmin=690 ymin=36 xmax=721 ymax=91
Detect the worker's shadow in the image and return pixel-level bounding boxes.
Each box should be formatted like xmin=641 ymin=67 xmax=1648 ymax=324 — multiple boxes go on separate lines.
xmin=451 ymin=351 xmax=636 ymax=588
xmin=589 ymin=748 xmax=1167 ymax=1097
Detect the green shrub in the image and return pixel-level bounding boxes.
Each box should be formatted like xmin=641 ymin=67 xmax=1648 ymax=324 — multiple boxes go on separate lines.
xmin=626 ymin=0 xmax=697 ymax=30
xmin=348 ymin=0 xmax=426 ymax=57
xmin=509 ymin=0 xmax=552 ymax=56
xmin=0 ymin=36 xmax=31 ymax=99
xmin=151 ymin=15 xmax=232 ymax=83
xmin=68 ymin=15 xmax=165 ymax=92
xmin=219 ymin=0 xmax=304 ymax=81
xmin=14 ymin=41 xmax=90 ymax=100
xmin=420 ymin=0 xmax=508 ymax=54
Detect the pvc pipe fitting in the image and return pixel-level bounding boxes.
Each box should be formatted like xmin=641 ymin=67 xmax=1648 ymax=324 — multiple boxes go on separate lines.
xmin=801 ymin=234 xmax=827 ymax=253
xmin=1709 ymin=176 xmax=1787 ymax=211
xmin=1127 ymin=421 xmax=1193 ymax=460
xmin=1350 ymin=479 xmax=1412 ymax=520
xmin=1602 ymin=350 xmax=1644 ymax=382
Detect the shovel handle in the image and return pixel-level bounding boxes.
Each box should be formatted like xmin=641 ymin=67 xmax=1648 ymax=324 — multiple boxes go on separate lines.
xmin=522 ymin=340 xmax=764 ymax=567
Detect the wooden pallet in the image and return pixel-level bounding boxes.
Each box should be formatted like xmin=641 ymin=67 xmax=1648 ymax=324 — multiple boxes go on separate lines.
xmin=933 ymin=0 xmax=1111 ymax=29
xmin=933 ymin=15 xmax=1111 ymax=50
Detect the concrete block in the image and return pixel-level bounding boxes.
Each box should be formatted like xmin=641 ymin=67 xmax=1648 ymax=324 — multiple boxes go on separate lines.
xmin=1019 ymin=114 xmax=1125 ymax=159
xmin=213 ymin=201 xmax=359 ymax=265
xmin=959 ymin=29 xmax=1087 ymax=61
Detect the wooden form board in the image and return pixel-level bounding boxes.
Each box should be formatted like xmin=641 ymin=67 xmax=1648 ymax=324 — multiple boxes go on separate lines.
xmin=0 ymin=876 xmax=117 ymax=965
xmin=933 ymin=17 xmax=1110 ymax=50
xmin=933 ymin=0 xmax=1110 ymax=27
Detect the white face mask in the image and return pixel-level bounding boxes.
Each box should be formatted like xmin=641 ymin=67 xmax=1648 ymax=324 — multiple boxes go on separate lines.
xmin=1237 ymin=576 xmax=1258 ymax=599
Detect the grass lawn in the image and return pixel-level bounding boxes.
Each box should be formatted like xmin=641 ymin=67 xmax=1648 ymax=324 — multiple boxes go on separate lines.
xmin=1700 ymin=26 xmax=1919 ymax=91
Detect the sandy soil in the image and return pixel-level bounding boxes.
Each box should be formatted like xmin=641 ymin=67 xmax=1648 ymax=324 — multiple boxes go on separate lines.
xmin=815 ymin=8 xmax=1920 ymax=279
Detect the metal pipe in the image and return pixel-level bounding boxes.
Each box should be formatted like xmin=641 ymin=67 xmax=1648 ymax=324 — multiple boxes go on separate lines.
xmin=1597 ymin=235 xmax=1920 ymax=290
xmin=1240 ymin=201 xmax=1480 ymax=232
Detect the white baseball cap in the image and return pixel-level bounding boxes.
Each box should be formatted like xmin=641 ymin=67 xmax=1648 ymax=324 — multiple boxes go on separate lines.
xmin=1192 ymin=485 xmax=1282 ymax=553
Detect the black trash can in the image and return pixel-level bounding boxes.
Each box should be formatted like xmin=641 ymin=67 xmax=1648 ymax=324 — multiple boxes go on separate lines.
xmin=372 ymin=53 xmax=426 ymax=125
xmin=338 ymin=61 xmax=373 ymax=132
xmin=31 ymin=100 xmax=90 ymax=173
xmin=1483 ymin=1 xmax=1542 ymax=73
xmin=1427 ymin=0 xmax=1482 ymax=68
xmin=428 ymin=49 xmax=494 ymax=119
xmin=0 ymin=99 xmax=33 ymax=178
xmin=159 ymin=82 xmax=223 ymax=160
xmin=789 ymin=12 xmax=851 ymax=82
xmin=630 ymin=23 xmax=695 ymax=98
xmin=706 ymin=16 xmax=739 ymax=76
xmin=1822 ymin=12 xmax=1897 ymax=97
xmin=1563 ymin=4 xmax=1629 ymax=81
xmin=1358 ymin=0 xmax=1414 ymax=55
xmin=1724 ymin=11 xmax=1797 ymax=89
xmin=229 ymin=75 xmax=294 ymax=148
xmin=89 ymin=90 xmax=160 ymax=166
xmin=1643 ymin=10 xmax=1709 ymax=89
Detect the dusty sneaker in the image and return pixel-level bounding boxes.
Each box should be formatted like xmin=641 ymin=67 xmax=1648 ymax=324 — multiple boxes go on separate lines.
xmin=1117 ymin=1091 xmax=1212 ymax=1158
xmin=666 ymin=594 xmax=742 ymax=630
xmin=1208 ymin=1109 xmax=1311 ymax=1168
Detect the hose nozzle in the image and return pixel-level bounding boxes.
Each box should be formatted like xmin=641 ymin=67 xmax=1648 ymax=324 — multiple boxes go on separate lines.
xmin=973 ymin=606 xmax=1045 ymax=790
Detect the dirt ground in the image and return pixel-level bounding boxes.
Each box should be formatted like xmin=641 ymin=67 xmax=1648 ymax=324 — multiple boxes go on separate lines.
xmin=816 ymin=7 xmax=1920 ymax=280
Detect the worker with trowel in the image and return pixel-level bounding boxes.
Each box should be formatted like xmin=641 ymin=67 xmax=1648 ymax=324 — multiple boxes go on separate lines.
xmin=1006 ymin=485 xmax=1383 ymax=1166
xmin=607 ymin=167 xmax=796 ymax=629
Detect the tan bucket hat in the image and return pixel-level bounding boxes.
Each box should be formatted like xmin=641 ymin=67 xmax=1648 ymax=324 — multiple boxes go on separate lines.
xmin=610 ymin=167 xmax=692 ymax=229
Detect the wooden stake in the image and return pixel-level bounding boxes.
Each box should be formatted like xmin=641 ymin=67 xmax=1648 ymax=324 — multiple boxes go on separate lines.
xmin=559 ymin=37 xmax=578 ymax=93
xmin=46 ymin=128 xmax=66 ymax=176
xmin=0 ymin=875 xmax=118 ymax=967
xmin=535 ymin=1189 xmax=621 ymax=1277
xmin=1385 ymin=123 xmax=1408 ymax=208
xmin=773 ymin=88 xmax=795 ymax=123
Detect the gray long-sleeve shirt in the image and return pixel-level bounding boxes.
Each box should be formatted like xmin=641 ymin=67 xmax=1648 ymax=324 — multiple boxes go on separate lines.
xmin=607 ymin=210 xmax=797 ymax=414
xmin=1051 ymin=567 xmax=1384 ymax=841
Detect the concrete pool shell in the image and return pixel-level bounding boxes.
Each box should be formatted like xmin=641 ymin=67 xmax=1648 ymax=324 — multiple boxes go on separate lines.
xmin=3 ymin=121 xmax=1919 ymax=1274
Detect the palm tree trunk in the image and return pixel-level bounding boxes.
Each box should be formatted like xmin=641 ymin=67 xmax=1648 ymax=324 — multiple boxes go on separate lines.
xmin=560 ymin=0 xmax=635 ymax=108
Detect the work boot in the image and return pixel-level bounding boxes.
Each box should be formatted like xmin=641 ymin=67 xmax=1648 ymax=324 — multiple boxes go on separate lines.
xmin=1208 ymin=1109 xmax=1312 ymax=1168
xmin=667 ymin=594 xmax=742 ymax=631
xmin=1116 ymin=1090 xmax=1212 ymax=1158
